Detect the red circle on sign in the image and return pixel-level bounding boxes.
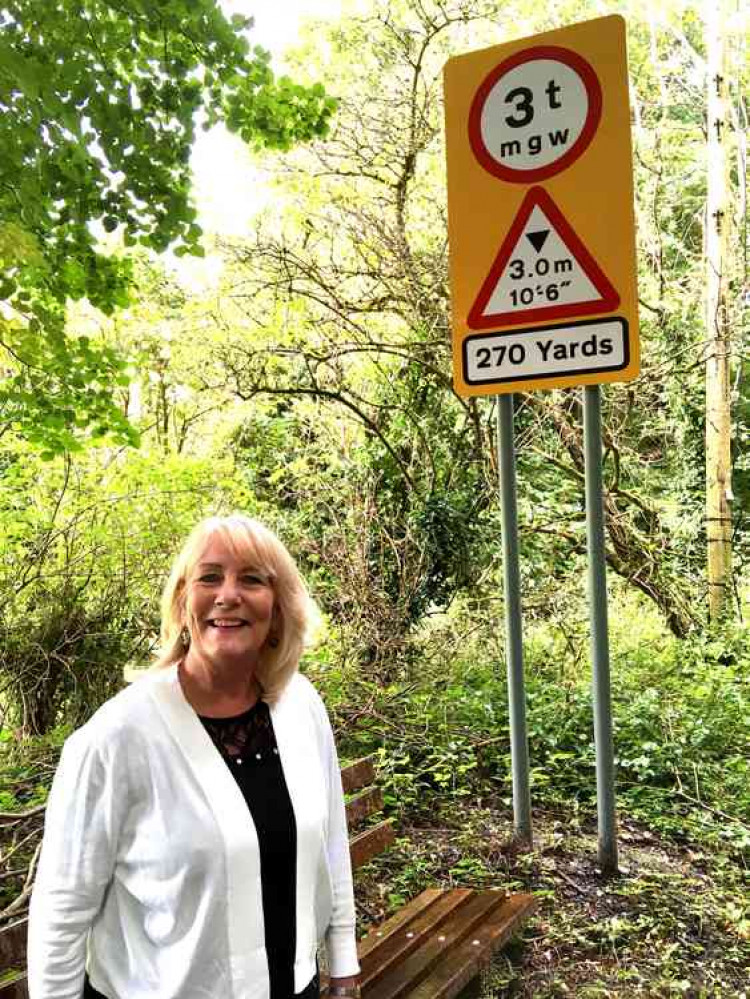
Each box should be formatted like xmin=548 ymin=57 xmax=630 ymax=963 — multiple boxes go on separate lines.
xmin=468 ymin=45 xmax=602 ymax=184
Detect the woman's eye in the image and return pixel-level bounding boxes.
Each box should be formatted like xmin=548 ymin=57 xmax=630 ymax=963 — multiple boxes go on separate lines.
xmin=197 ymin=573 xmax=221 ymax=584
xmin=241 ymin=574 xmax=267 ymax=586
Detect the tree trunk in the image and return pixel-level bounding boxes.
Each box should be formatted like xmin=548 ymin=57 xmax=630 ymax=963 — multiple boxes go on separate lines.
xmin=704 ymin=0 xmax=733 ymax=623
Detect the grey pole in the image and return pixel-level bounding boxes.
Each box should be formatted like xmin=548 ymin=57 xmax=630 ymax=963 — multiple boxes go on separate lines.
xmin=583 ymin=385 xmax=618 ymax=874
xmin=496 ymin=393 xmax=532 ymax=847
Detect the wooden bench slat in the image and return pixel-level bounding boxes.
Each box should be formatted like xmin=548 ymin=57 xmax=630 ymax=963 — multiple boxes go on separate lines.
xmin=0 ymin=917 xmax=28 ymax=998
xmin=358 ymin=888 xmax=444 ymax=961
xmin=0 ymin=917 xmax=28 ymax=971
xmin=0 ymin=971 xmax=28 ymax=999
xmin=362 ymin=890 xmax=503 ymax=999
xmin=350 ymin=820 xmax=396 ymax=870
xmin=359 ymin=889 xmax=473 ymax=988
xmin=341 ymin=756 xmax=376 ymax=795
xmin=346 ymin=787 xmax=384 ymax=829
xmin=403 ymin=893 xmax=538 ymax=999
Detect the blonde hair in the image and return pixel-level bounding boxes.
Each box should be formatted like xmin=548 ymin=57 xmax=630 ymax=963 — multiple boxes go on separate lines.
xmin=156 ymin=514 xmax=313 ymax=702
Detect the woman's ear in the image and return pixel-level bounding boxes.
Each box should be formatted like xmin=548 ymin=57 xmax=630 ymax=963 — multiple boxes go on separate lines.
xmin=267 ymin=604 xmax=282 ymax=648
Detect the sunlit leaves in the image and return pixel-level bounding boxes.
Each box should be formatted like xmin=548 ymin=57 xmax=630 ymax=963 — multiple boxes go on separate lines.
xmin=0 ymin=0 xmax=336 ymax=451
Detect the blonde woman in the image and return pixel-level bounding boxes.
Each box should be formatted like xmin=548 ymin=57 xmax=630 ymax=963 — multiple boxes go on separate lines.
xmin=29 ymin=515 xmax=361 ymax=999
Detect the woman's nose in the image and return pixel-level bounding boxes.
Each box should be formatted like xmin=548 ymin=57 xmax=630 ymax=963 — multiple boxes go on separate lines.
xmin=215 ymin=575 xmax=241 ymax=604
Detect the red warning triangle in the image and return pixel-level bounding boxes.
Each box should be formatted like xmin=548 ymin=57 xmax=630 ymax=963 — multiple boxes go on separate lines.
xmin=467 ymin=187 xmax=620 ymax=330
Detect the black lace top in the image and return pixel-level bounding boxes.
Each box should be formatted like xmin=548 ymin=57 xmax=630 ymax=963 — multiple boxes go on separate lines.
xmin=199 ymin=701 xmax=302 ymax=999
xmin=199 ymin=697 xmax=279 ymax=764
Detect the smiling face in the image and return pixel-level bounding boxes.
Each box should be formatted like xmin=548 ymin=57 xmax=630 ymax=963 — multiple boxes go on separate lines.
xmin=183 ymin=535 xmax=276 ymax=672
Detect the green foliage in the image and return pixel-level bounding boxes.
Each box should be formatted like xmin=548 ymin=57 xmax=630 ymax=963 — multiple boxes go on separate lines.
xmin=315 ymin=590 xmax=749 ymax=859
xmin=0 ymin=725 xmax=65 ymax=913
xmin=614 ymin=629 xmax=750 ymax=850
xmin=0 ymin=0 xmax=335 ymax=451
xmin=0 ymin=313 xmax=137 ymax=454
xmin=0 ymin=440 xmax=258 ymax=732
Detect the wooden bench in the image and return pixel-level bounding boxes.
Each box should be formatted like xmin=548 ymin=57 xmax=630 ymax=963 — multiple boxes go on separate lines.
xmin=0 ymin=757 xmax=536 ymax=999
xmin=342 ymin=755 xmax=537 ymax=999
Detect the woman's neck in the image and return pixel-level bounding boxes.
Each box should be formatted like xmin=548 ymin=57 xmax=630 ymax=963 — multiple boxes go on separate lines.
xmin=178 ymin=654 xmax=261 ymax=718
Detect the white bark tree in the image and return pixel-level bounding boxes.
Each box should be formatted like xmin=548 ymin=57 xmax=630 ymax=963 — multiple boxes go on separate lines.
xmin=704 ymin=0 xmax=734 ymax=622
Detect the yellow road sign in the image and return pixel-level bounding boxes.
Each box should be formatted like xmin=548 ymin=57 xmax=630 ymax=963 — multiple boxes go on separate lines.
xmin=444 ymin=15 xmax=639 ymax=396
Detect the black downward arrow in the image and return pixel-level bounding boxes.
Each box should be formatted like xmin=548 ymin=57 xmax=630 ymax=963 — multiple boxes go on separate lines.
xmin=526 ymin=230 xmax=550 ymax=253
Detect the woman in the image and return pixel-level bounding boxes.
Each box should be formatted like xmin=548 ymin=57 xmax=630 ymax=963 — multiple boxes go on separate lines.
xmin=28 ymin=514 xmax=361 ymax=999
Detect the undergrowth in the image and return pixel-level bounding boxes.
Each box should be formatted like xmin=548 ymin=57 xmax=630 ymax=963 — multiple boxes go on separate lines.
xmin=315 ymin=592 xmax=749 ymax=860
xmin=312 ymin=591 xmax=749 ymax=997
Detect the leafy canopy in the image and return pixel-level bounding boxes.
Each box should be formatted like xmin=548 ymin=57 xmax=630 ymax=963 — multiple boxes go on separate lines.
xmin=0 ymin=0 xmax=335 ymax=452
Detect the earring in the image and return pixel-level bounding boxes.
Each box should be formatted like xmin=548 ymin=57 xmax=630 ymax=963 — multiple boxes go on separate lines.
xmin=180 ymin=626 xmax=190 ymax=647
xmin=268 ymin=632 xmax=279 ymax=649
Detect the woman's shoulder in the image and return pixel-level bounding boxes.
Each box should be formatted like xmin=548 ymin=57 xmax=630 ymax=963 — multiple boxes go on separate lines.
xmin=277 ymin=671 xmax=333 ymax=736
xmin=280 ymin=670 xmax=322 ymax=707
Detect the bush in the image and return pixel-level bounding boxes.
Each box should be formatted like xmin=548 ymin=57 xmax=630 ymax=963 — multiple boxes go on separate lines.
xmin=311 ymin=592 xmax=749 ymax=855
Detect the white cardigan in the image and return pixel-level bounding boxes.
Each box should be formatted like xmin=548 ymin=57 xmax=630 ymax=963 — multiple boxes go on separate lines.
xmin=28 ymin=667 xmax=359 ymax=999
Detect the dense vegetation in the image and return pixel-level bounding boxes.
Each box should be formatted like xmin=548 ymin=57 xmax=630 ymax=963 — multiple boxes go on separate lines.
xmin=1 ymin=1 xmax=748 ymax=996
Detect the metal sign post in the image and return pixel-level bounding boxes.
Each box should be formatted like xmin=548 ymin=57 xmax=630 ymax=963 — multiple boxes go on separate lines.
xmin=444 ymin=16 xmax=640 ymax=871
xmin=584 ymin=386 xmax=618 ymax=872
xmin=497 ymin=394 xmax=533 ymax=846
